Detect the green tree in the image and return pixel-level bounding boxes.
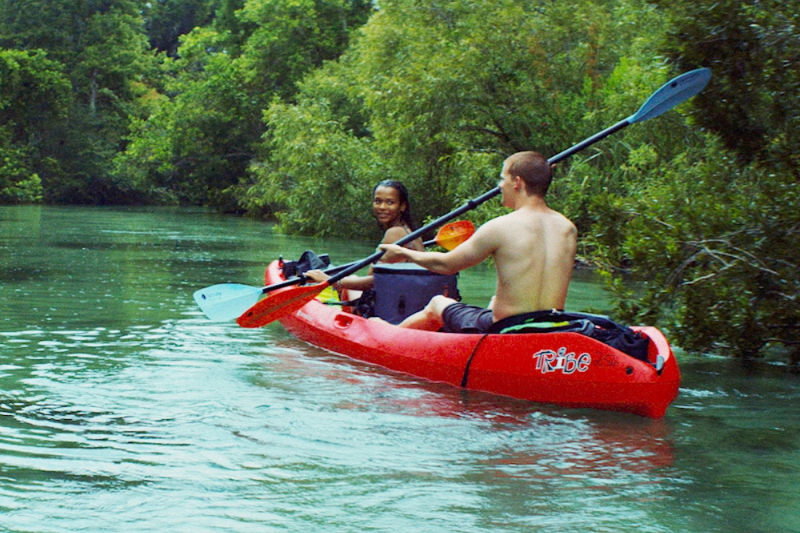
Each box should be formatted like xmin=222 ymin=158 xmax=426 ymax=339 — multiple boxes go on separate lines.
xmin=143 ymin=0 xmax=218 ymax=57
xmin=115 ymin=0 xmax=372 ymax=209
xmin=116 ymin=26 xmax=258 ymax=208
xmin=0 ymin=0 xmax=155 ymax=203
xmin=651 ymin=0 xmax=799 ymax=166
xmin=249 ymin=87 xmax=380 ymax=236
xmin=0 ymin=49 xmax=71 ymax=203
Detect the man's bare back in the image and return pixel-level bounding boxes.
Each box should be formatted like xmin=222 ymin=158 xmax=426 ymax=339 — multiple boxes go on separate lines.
xmin=485 ymin=203 xmax=576 ymax=321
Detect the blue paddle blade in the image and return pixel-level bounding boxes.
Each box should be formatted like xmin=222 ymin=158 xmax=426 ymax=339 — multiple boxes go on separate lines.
xmin=193 ymin=283 xmax=263 ymax=321
xmin=629 ymin=68 xmax=712 ymax=123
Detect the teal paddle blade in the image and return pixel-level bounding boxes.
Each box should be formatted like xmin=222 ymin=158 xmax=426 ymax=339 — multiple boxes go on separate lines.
xmin=193 ymin=283 xmax=263 ymax=321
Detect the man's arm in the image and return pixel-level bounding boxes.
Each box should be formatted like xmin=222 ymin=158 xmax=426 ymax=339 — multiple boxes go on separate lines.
xmin=379 ymin=220 xmax=500 ymax=275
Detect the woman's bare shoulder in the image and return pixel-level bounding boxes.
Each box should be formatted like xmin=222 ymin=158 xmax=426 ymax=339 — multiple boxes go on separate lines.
xmin=381 ymin=225 xmax=409 ymax=244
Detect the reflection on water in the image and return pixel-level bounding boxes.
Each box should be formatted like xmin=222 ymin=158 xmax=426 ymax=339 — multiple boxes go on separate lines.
xmin=0 ymin=206 xmax=799 ymax=532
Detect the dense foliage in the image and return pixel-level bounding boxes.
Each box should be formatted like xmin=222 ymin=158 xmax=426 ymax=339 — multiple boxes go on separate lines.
xmin=113 ymin=0 xmax=372 ymax=209
xmin=0 ymin=0 xmax=796 ymax=362
xmin=0 ymin=0 xmax=153 ymax=203
xmin=0 ymin=49 xmax=70 ymax=202
xmin=607 ymin=1 xmax=799 ymax=362
xmin=246 ymin=0 xmax=678 ymax=234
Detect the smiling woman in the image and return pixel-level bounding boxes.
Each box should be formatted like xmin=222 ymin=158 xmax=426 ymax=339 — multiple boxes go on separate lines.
xmin=371 ymin=180 xmax=417 ymax=236
xmin=303 ymin=179 xmax=424 ymax=293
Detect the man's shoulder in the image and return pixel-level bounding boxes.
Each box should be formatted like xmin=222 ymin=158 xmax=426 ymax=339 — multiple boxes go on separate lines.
xmin=479 ymin=212 xmax=518 ymax=237
xmin=546 ymin=208 xmax=576 ymax=227
xmin=500 ymin=206 xmax=576 ymax=236
xmin=489 ymin=210 xmax=524 ymax=225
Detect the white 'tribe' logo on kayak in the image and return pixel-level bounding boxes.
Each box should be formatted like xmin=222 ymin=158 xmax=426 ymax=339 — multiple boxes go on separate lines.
xmin=533 ymin=347 xmax=591 ymax=374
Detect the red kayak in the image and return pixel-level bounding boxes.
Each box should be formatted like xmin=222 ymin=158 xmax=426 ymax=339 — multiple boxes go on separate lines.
xmin=264 ymin=260 xmax=680 ymax=418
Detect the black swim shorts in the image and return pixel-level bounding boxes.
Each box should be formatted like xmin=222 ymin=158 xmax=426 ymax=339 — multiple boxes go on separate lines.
xmin=442 ymin=303 xmax=494 ymax=333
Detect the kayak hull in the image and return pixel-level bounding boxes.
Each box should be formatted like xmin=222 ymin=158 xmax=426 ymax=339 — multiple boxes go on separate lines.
xmin=265 ymin=260 xmax=680 ymax=418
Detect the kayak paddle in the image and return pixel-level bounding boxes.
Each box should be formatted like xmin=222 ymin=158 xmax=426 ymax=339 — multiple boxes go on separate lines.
xmin=194 ymin=219 xmax=474 ymax=321
xmin=237 ymin=68 xmax=711 ymax=329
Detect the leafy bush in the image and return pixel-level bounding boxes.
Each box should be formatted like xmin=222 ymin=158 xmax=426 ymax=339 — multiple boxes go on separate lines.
xmin=600 ymin=136 xmax=799 ymax=363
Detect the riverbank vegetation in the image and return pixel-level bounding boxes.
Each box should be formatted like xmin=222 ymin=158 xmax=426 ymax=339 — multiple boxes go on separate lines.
xmin=1 ymin=0 xmax=796 ymax=363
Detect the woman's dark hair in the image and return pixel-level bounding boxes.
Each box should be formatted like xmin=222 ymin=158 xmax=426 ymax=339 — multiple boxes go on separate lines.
xmin=373 ymin=179 xmax=416 ymax=229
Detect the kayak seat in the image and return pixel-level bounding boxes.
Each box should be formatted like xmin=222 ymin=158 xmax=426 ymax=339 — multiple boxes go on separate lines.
xmin=490 ymin=310 xmax=651 ymax=362
xmin=372 ymin=263 xmax=460 ymax=324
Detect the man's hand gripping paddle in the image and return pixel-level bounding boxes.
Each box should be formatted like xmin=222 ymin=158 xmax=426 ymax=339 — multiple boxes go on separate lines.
xmin=237 ymin=68 xmax=711 ymax=328
xmin=194 ymin=220 xmax=475 ymax=321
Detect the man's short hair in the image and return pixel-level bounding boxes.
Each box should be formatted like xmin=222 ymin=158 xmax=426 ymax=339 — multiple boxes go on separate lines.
xmin=506 ymin=151 xmax=551 ymax=196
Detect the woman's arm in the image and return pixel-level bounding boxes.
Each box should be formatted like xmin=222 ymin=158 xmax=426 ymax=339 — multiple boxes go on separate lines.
xmin=382 ymin=225 xmax=424 ymax=251
xmin=305 ymin=269 xmax=373 ymax=290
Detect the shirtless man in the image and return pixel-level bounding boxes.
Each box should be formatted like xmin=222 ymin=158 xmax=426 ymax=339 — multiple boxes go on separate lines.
xmin=379 ymin=151 xmax=577 ymax=332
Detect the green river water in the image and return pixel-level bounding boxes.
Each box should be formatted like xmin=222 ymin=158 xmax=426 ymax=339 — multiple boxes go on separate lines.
xmin=1 ymin=205 xmax=798 ymax=532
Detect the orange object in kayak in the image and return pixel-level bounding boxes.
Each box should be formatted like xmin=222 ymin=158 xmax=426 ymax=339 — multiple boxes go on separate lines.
xmin=264 ymin=260 xmax=680 ymax=418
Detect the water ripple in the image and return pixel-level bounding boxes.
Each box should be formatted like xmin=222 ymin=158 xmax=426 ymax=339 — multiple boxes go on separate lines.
xmin=2 ymin=206 xmax=799 ymax=533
